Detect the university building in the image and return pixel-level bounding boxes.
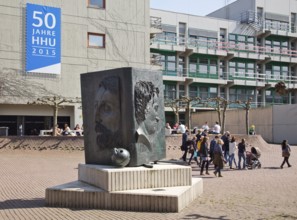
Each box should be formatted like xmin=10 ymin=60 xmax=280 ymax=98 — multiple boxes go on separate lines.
xmin=0 ymin=0 xmax=151 ymax=135
xmin=150 ymin=0 xmax=297 ymax=124
xmin=0 ymin=0 xmax=296 ymax=135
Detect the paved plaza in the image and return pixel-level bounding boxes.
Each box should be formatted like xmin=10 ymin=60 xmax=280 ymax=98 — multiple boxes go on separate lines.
xmin=0 ymin=142 xmax=297 ymax=220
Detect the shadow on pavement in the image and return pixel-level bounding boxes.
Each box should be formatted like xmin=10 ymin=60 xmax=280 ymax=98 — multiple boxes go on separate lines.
xmin=0 ymin=198 xmax=44 ymax=209
xmin=263 ymin=166 xmax=282 ymax=169
xmin=182 ymin=213 xmax=230 ymax=219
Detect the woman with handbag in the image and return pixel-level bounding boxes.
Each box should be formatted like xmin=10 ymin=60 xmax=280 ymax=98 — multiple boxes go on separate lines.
xmin=213 ymin=139 xmax=224 ymax=177
xmin=200 ymin=136 xmax=210 ymax=175
xmin=280 ymin=140 xmax=292 ymax=169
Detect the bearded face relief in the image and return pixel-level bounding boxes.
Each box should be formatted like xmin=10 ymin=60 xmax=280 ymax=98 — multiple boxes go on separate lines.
xmin=81 ymin=68 xmax=166 ymax=166
xmin=94 ymin=76 xmax=121 ymax=149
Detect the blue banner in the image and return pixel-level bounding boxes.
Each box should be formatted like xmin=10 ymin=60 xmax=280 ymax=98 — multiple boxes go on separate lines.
xmin=26 ymin=3 xmax=61 ymax=74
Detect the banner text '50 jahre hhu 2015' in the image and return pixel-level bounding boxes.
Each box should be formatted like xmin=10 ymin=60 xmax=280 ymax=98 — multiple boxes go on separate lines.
xmin=26 ymin=3 xmax=61 ymax=74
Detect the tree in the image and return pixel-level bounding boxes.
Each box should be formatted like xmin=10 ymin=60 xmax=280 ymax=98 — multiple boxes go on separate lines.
xmin=164 ymin=99 xmax=185 ymax=124
xmin=27 ymin=96 xmax=81 ymax=136
xmin=237 ymin=97 xmax=253 ymax=135
xmin=275 ymin=81 xmax=296 ymax=95
xmin=177 ymin=96 xmax=201 ymax=130
xmin=207 ymin=97 xmax=238 ymax=134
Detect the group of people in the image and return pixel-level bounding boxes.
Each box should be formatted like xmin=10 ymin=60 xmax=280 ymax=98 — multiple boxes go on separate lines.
xmin=55 ymin=123 xmax=83 ymax=136
xmin=165 ymin=121 xmax=221 ymax=136
xmin=199 ymin=121 xmax=221 ymax=135
xmin=180 ymin=129 xmax=247 ymax=177
xmin=179 ymin=126 xmax=293 ymax=177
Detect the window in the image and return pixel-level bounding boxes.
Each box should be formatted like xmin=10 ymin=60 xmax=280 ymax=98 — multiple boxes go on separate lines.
xmin=209 ymin=60 xmax=217 ymax=74
xmin=266 ymin=65 xmax=272 ymax=79
xmin=291 ymin=13 xmax=296 ymax=33
xmin=179 ymin=23 xmax=186 ymax=45
xmin=209 ymin=87 xmax=217 ymax=98
xmin=189 ymin=86 xmax=198 ymax=97
xmin=220 ymin=28 xmax=226 ymax=42
xmin=282 ymin=66 xmax=289 ymax=80
xmin=199 ymin=58 xmax=208 ymax=73
xmin=229 ymin=34 xmax=236 ymax=41
xmin=159 ymin=54 xmax=177 ymax=75
xmin=179 ymin=85 xmax=185 ymax=97
xmin=164 ymin=84 xmax=176 ymax=100
xmin=200 ymin=87 xmax=208 ymax=99
xmin=89 ymin=0 xmax=105 ymax=8
xmin=167 ymin=55 xmax=176 ymax=71
xmin=88 ymin=33 xmax=105 ymax=48
xmin=189 ymin=58 xmax=197 ymax=72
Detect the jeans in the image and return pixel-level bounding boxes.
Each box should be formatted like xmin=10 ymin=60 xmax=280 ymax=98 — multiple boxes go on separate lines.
xmin=188 ymin=151 xmax=199 ymax=165
xmin=281 ymin=156 xmax=291 ymax=167
xmin=182 ymin=149 xmax=188 ymax=161
xmin=229 ymin=153 xmax=237 ymax=168
xmin=224 ymin=150 xmax=229 ymax=162
xmin=200 ymin=159 xmax=209 ymax=174
xmin=238 ymin=152 xmax=246 ymax=169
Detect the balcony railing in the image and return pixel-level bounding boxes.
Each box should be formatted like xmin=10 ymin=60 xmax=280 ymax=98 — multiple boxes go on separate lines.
xmin=240 ymin=10 xmax=297 ymax=34
xmin=150 ymin=16 xmax=162 ymax=30
xmin=161 ymin=69 xmax=297 ymax=85
xmin=151 ymin=35 xmax=297 ymax=58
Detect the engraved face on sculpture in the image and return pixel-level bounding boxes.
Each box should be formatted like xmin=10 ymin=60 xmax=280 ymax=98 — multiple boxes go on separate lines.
xmin=135 ymin=81 xmax=160 ymax=136
xmin=95 ymin=76 xmax=121 ymax=149
xmin=144 ymin=95 xmax=159 ymax=135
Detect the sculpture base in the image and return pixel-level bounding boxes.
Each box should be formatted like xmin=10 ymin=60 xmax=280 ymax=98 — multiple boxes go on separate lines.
xmin=45 ymin=164 xmax=203 ymax=212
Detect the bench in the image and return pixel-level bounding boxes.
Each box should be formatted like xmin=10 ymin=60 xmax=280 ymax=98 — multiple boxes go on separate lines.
xmin=39 ymin=130 xmax=53 ymax=136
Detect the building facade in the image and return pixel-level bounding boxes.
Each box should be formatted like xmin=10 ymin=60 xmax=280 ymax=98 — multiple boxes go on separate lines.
xmin=150 ymin=0 xmax=297 ymax=125
xmin=0 ymin=0 xmax=151 ymax=135
xmin=1 ymin=0 xmax=297 ymax=135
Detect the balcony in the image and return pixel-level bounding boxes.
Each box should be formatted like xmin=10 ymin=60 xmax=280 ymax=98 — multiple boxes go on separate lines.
xmin=150 ymin=16 xmax=162 ymax=39
xmin=161 ymin=68 xmax=297 ymax=90
xmin=240 ymin=10 xmax=297 ymax=38
xmin=151 ymin=35 xmax=297 ymax=62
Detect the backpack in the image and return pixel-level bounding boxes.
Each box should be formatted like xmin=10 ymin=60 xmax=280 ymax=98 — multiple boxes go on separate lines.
xmin=197 ymin=140 xmax=202 ymax=152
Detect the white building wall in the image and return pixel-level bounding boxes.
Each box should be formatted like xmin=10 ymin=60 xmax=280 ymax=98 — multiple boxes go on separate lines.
xmin=208 ymin=0 xmax=297 ymax=21
xmin=256 ymin=0 xmax=297 ymax=15
xmin=150 ymin=9 xmax=238 ymax=36
xmin=207 ymin=0 xmax=255 ymax=20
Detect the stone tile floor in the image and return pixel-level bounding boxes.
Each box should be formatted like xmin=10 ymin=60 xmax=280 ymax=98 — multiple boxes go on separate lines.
xmin=0 ymin=144 xmax=296 ymax=220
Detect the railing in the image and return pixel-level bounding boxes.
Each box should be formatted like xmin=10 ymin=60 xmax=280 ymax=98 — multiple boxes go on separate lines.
xmin=240 ymin=10 xmax=263 ymax=31
xmin=151 ymin=35 xmax=297 ymax=58
xmin=150 ymin=53 xmax=162 ymax=66
xmin=231 ymin=72 xmax=297 ymax=83
xmin=240 ymin=10 xmax=297 ymax=33
xmin=161 ymin=69 xmax=297 ymax=85
xmin=264 ymin=20 xmax=290 ymax=32
xmin=150 ymin=16 xmax=162 ymax=30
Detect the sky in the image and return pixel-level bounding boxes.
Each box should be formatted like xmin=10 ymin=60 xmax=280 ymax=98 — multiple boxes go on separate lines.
xmin=150 ymin=0 xmax=237 ymax=16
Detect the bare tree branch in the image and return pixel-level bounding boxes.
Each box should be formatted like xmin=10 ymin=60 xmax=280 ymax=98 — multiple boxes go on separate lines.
xmin=27 ymin=96 xmax=81 ymax=136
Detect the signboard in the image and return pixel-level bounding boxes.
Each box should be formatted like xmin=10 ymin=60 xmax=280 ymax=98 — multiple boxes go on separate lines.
xmin=26 ymin=3 xmax=61 ymax=74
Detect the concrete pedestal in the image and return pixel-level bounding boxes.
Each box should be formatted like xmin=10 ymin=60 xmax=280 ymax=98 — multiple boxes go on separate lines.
xmin=45 ymin=163 xmax=203 ymax=212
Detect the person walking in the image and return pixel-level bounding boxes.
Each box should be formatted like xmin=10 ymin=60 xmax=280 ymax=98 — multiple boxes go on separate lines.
xmin=213 ymin=138 xmax=224 ymax=177
xmin=200 ymin=136 xmax=210 ymax=175
xmin=221 ymin=131 xmax=230 ymax=162
xmin=229 ymin=136 xmax=237 ymax=169
xmin=188 ymin=136 xmax=199 ymax=165
xmin=209 ymin=135 xmax=220 ymax=164
xmin=238 ymin=138 xmax=247 ymax=170
xmin=181 ymin=130 xmax=190 ymax=162
xmin=280 ymin=139 xmax=292 ymax=169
